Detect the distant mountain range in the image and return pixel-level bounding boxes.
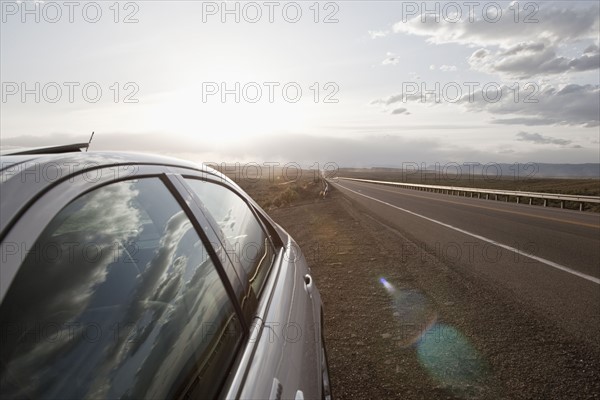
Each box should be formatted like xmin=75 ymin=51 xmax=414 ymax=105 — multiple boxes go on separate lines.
xmin=366 ymin=163 xmax=600 ymax=178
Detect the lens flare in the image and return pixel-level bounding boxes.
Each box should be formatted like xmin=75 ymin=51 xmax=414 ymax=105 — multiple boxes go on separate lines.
xmin=379 ymin=277 xmax=395 ymax=293
xmin=378 ymin=277 xmax=489 ymax=395
xmin=416 ymin=323 xmax=488 ymax=394
xmin=379 ymin=277 xmax=438 ymax=347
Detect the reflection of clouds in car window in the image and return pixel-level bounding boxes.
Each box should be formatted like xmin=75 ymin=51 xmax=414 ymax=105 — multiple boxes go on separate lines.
xmin=89 ymin=209 xmax=229 ymax=399
xmin=130 ymin=260 xmax=226 ymax=399
xmin=98 ymin=211 xmax=194 ymax=362
xmin=185 ymin=180 xmax=265 ymax=269
xmin=0 ymin=181 xmax=142 ymax=398
xmin=54 ymin=183 xmax=141 ymax=238
xmin=0 ymin=178 xmax=236 ymax=399
xmin=184 ymin=179 xmax=275 ymax=298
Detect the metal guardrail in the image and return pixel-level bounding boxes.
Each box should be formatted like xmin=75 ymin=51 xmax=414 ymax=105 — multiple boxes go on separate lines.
xmin=336 ymin=177 xmax=600 ymax=211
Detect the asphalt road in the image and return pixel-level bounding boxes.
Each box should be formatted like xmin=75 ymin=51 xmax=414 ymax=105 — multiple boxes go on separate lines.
xmin=331 ymin=178 xmax=600 ymax=348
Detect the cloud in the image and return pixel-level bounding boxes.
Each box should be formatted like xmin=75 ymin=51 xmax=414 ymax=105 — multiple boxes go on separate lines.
xmin=429 ymin=64 xmax=458 ymax=72
xmin=464 ymin=84 xmax=600 ymax=127
xmin=516 ymin=131 xmax=572 ymax=146
xmin=382 ymin=52 xmax=400 ymax=65
xmin=369 ymin=30 xmax=389 ymax=39
xmin=489 ymin=117 xmax=556 ymax=126
xmin=440 ymin=65 xmax=458 ymax=72
xmin=371 ymin=91 xmax=420 ymax=106
xmin=382 ymin=57 xmax=399 ymax=66
xmin=392 ymin=3 xmax=599 ymax=48
xmin=372 ymin=84 xmax=600 ymax=127
xmin=470 ymin=48 xmax=489 ymax=59
xmin=468 ymin=42 xmax=600 ymax=78
xmin=391 ymin=3 xmax=599 ymax=78
xmin=584 ymin=44 xmax=600 ymax=54
xmin=391 ymin=107 xmax=409 ymax=115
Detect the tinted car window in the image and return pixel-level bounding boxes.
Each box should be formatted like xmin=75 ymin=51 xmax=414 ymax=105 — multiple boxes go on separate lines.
xmin=0 ymin=178 xmax=241 ymax=399
xmin=185 ymin=179 xmax=276 ymax=296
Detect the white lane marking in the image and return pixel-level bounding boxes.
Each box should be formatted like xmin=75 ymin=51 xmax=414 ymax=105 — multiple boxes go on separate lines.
xmin=335 ymin=182 xmax=600 ymax=285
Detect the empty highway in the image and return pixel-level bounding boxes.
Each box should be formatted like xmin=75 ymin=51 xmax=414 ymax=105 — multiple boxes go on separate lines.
xmin=330 ymin=178 xmax=600 ymax=348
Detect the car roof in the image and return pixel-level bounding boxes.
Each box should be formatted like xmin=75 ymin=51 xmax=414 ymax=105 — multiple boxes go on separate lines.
xmin=0 ymin=149 xmax=235 ymax=239
xmin=1 ymin=150 xmax=206 ymax=173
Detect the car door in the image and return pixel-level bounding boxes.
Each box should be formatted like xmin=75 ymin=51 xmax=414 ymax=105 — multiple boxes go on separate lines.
xmin=179 ymin=175 xmax=323 ymax=400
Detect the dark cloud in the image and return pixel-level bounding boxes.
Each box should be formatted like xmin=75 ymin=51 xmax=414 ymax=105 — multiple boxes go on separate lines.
xmin=465 ymin=84 xmax=600 ymax=127
xmin=471 ymin=48 xmax=489 ymax=59
xmin=584 ymin=44 xmax=600 ymax=54
xmin=391 ymin=107 xmax=409 ymax=115
xmin=568 ymin=50 xmax=600 ymax=72
xmin=372 ymin=84 xmax=600 ymax=127
xmin=516 ymin=131 xmax=572 ymax=146
xmin=390 ymin=3 xmax=599 ymax=78
xmin=468 ymin=42 xmax=599 ymax=78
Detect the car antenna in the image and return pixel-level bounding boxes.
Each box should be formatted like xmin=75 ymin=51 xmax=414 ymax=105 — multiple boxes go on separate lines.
xmin=86 ymin=131 xmax=94 ymax=152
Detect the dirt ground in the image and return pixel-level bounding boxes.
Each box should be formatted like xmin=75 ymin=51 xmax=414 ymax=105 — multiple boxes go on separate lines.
xmin=258 ymin=186 xmax=600 ymax=400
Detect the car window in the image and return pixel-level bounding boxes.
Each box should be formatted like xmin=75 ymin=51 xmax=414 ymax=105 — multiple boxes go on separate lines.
xmin=0 ymin=178 xmax=242 ymax=399
xmin=185 ymin=179 xmax=276 ymax=297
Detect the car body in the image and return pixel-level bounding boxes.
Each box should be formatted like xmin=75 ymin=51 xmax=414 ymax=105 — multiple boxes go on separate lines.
xmin=0 ymin=145 xmax=331 ymax=399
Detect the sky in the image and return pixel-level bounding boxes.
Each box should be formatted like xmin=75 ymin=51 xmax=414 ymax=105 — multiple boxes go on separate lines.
xmin=1 ymin=0 xmax=599 ymax=167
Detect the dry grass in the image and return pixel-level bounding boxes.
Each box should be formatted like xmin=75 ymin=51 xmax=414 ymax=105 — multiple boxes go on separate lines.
xmin=215 ymin=167 xmax=326 ymax=210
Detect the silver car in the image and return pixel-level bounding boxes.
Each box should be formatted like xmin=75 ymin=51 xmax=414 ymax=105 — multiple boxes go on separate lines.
xmin=0 ymin=144 xmax=331 ymax=399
